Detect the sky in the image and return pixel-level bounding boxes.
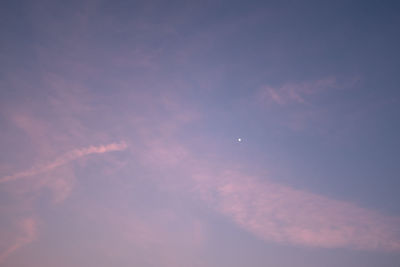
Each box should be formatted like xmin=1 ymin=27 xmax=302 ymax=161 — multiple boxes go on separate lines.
xmin=1 ymin=0 xmax=400 ymax=266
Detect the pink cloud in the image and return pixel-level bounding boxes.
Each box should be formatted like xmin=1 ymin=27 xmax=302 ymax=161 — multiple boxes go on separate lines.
xmin=256 ymin=76 xmax=363 ymax=132
xmin=193 ymin=170 xmax=400 ymax=251
xmin=0 ymin=217 xmax=38 ymax=263
xmin=0 ymin=142 xmax=128 ymax=263
xmin=0 ymin=142 xmax=128 ymax=184
xmin=259 ymin=77 xmax=337 ymax=105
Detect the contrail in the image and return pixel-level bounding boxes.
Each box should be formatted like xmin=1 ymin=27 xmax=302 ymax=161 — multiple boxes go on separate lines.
xmin=0 ymin=142 xmax=128 ymax=184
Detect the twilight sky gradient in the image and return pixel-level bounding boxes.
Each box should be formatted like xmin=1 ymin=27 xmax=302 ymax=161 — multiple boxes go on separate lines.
xmin=1 ymin=1 xmax=400 ymax=266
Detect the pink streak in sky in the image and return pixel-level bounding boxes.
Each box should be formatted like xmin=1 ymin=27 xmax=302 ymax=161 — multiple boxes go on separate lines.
xmin=0 ymin=218 xmax=37 ymax=263
xmin=0 ymin=142 xmax=128 ymax=184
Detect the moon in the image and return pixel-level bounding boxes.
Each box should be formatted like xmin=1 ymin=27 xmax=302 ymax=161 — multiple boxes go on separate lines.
xmin=237 ymin=138 xmax=242 ymax=142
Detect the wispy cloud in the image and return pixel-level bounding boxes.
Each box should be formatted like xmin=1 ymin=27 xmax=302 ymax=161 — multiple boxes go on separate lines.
xmin=0 ymin=218 xmax=37 ymax=263
xmin=194 ymin=170 xmax=400 ymax=252
xmin=259 ymin=77 xmax=337 ymax=105
xmin=256 ymin=76 xmax=363 ymax=132
xmin=0 ymin=142 xmax=128 ymax=263
xmin=0 ymin=142 xmax=128 ymax=184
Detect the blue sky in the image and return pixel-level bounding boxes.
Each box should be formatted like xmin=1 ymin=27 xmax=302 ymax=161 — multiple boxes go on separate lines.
xmin=1 ymin=1 xmax=400 ymax=266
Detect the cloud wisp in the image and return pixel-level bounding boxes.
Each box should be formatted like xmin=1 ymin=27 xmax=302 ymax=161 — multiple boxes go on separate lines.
xmin=259 ymin=77 xmax=338 ymax=105
xmin=194 ymin=170 xmax=400 ymax=252
xmin=0 ymin=218 xmax=37 ymax=263
xmin=0 ymin=142 xmax=128 ymax=263
xmin=0 ymin=142 xmax=128 ymax=184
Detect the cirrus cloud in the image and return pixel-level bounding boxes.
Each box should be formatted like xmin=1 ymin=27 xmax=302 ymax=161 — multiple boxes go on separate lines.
xmin=0 ymin=142 xmax=128 ymax=184
xmin=193 ymin=170 xmax=400 ymax=252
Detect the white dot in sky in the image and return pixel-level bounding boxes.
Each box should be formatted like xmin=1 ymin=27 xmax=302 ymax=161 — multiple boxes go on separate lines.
xmin=237 ymin=138 xmax=242 ymax=142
